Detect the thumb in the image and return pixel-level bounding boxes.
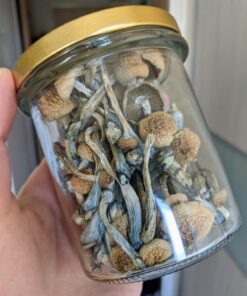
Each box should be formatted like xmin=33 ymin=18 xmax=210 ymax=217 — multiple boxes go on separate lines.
xmin=0 ymin=68 xmax=17 ymax=212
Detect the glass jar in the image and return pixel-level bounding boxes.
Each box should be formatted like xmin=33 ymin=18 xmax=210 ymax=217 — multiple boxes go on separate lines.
xmin=13 ymin=6 xmax=241 ymax=283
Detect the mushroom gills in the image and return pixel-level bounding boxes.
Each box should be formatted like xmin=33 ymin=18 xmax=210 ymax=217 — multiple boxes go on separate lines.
xmin=123 ymin=83 xmax=166 ymax=123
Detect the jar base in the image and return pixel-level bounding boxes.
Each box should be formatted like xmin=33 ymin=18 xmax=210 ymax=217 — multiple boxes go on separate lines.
xmin=89 ymin=230 xmax=238 ymax=283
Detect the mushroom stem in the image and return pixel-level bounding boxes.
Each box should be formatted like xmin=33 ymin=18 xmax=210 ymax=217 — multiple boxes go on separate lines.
xmin=92 ymin=112 xmax=105 ymax=141
xmin=54 ymin=142 xmax=97 ymax=181
xmin=74 ymin=80 xmax=93 ymax=98
xmin=133 ymin=173 xmax=146 ymax=224
xmin=108 ymin=199 xmax=125 ymax=222
xmin=120 ymin=183 xmax=143 ymax=249
xmin=200 ymin=168 xmax=219 ymax=194
xmin=101 ymin=63 xmax=141 ymax=142
xmin=80 ymin=174 xmax=101 ymax=213
xmin=142 ymin=134 xmax=157 ymax=244
xmin=149 ymin=148 xmax=174 ymax=180
xmin=167 ymin=175 xmax=194 ymax=197
xmin=80 ymin=211 xmax=104 ymax=248
xmin=110 ymin=143 xmax=131 ymax=185
xmin=104 ymin=112 xmax=122 ymax=144
xmin=99 ymin=191 xmax=145 ymax=269
xmin=168 ymin=161 xmax=192 ymax=187
xmin=66 ymin=85 xmax=105 ymax=161
xmin=159 ymin=173 xmax=170 ymax=197
xmin=84 ymin=126 xmax=117 ymax=180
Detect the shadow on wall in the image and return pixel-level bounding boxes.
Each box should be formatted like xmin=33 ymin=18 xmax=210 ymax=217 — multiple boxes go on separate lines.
xmin=212 ymin=134 xmax=247 ymax=276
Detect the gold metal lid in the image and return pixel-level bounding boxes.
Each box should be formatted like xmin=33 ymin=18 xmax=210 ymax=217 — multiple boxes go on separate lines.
xmin=13 ymin=5 xmax=180 ymax=89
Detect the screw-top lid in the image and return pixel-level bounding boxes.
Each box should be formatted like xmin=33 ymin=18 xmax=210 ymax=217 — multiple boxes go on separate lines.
xmin=13 ymin=5 xmax=180 ymax=89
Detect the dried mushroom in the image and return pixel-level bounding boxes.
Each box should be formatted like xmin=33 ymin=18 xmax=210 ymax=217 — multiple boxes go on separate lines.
xmin=80 ymin=212 xmax=104 ymax=248
xmin=114 ymin=52 xmax=149 ymax=85
xmin=54 ymin=66 xmax=81 ymax=100
xmin=173 ymin=201 xmax=215 ymax=243
xmin=120 ymin=184 xmax=143 ymax=249
xmin=172 ymin=129 xmax=201 ymax=165
xmin=66 ymin=85 xmax=105 ymax=161
xmin=79 ymin=174 xmax=101 ymax=214
xmin=139 ymin=48 xmax=165 ymax=79
xmin=212 ymin=189 xmax=227 ymax=207
xmin=70 ymin=168 xmax=93 ymax=194
xmin=101 ymin=63 xmax=141 ymax=142
xmin=99 ymin=191 xmax=144 ymax=268
xmin=45 ymin=47 xmax=231 ymax=275
xmin=139 ymin=239 xmax=171 ymax=266
xmin=84 ymin=126 xmax=117 ymax=180
xmin=200 ymin=169 xmax=219 ymax=193
xmin=139 ymin=111 xmax=177 ymax=147
xmin=99 ymin=170 xmax=114 ymax=189
xmin=110 ymin=246 xmax=135 ymax=272
xmin=166 ymin=193 xmax=188 ymax=207
xmin=159 ymin=173 xmax=170 ymax=197
xmin=112 ymin=214 xmax=129 ymax=238
xmin=38 ymin=88 xmax=76 ymax=121
xmin=217 ymin=206 xmax=230 ymax=221
xmin=77 ymin=131 xmax=86 ymax=144
xmin=110 ymin=143 xmax=131 ymax=184
xmin=192 ymin=171 xmax=208 ymax=198
xmin=105 ymin=112 xmax=122 ymax=144
xmin=108 ymin=199 xmax=125 ymax=222
xmin=141 ymin=134 xmax=157 ymax=243
xmin=122 ymin=82 xmax=166 ymax=122
xmin=117 ymin=138 xmax=138 ymax=152
xmin=126 ymin=147 xmax=143 ymax=166
xmin=108 ymin=214 xmax=129 ymax=245
xmin=151 ymin=148 xmax=174 ymax=181
xmin=54 ymin=142 xmax=97 ymax=182
xmin=77 ymin=143 xmax=95 ymax=162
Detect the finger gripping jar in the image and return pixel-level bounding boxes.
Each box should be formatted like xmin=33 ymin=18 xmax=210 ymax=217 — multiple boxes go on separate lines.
xmin=13 ymin=6 xmax=241 ymax=283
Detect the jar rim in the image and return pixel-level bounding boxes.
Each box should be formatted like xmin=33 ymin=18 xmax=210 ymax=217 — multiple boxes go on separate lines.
xmin=12 ymin=5 xmax=180 ymax=89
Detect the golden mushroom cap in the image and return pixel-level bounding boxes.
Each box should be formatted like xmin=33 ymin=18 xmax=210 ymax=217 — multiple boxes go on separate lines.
xmin=70 ymin=169 xmax=93 ymax=195
xmin=173 ymin=201 xmax=215 ymax=243
xmin=99 ymin=170 xmax=113 ymax=189
xmin=166 ymin=193 xmax=188 ymax=207
xmin=139 ymin=239 xmax=172 ymax=266
xmin=77 ymin=131 xmax=86 ymax=143
xmin=112 ymin=214 xmax=129 ymax=239
xmin=108 ymin=214 xmax=129 ymax=246
xmin=54 ymin=66 xmax=81 ymax=100
xmin=172 ymin=129 xmax=201 ymax=165
xmin=114 ymin=52 xmax=149 ymax=85
xmin=139 ymin=111 xmax=177 ymax=147
xmin=212 ymin=189 xmax=227 ymax=207
xmin=139 ymin=48 xmax=165 ymax=72
xmin=38 ymin=89 xmax=75 ymax=121
xmin=117 ymin=138 xmax=138 ymax=152
xmin=110 ymin=246 xmax=135 ymax=272
xmin=77 ymin=143 xmax=95 ymax=162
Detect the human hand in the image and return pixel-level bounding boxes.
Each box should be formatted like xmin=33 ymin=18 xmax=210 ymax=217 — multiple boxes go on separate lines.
xmin=0 ymin=68 xmax=142 ymax=296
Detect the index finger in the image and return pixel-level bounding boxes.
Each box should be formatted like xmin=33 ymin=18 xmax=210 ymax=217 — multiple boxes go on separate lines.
xmin=0 ymin=68 xmax=17 ymax=140
xmin=0 ymin=68 xmax=17 ymax=209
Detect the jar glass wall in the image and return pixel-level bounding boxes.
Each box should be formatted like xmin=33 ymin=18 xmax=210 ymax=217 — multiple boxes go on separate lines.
xmin=18 ymin=27 xmax=241 ymax=283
